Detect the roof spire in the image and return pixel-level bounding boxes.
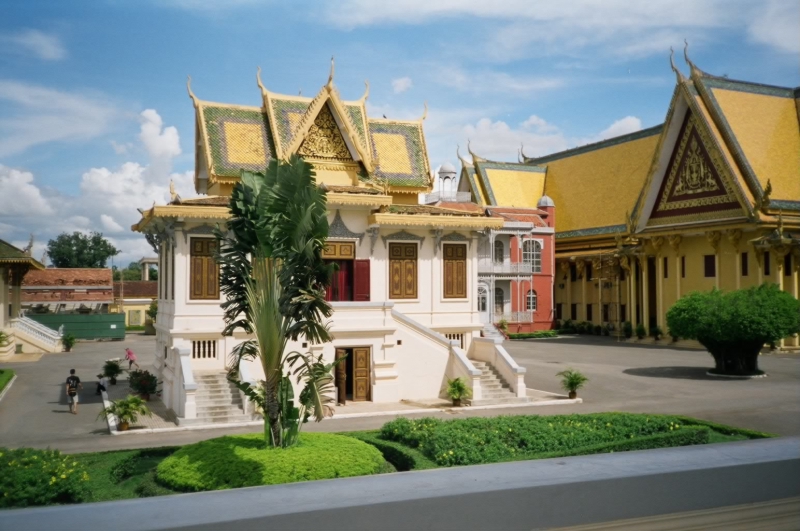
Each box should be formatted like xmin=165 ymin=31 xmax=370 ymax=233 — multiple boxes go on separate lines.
xmin=456 ymin=144 xmax=472 ymax=167
xmin=359 ymin=80 xmax=370 ymax=102
xmin=467 ymin=140 xmax=485 ymax=162
xmin=669 ymin=47 xmax=686 ymax=82
xmin=420 ymin=101 xmax=428 ymax=121
xmin=186 ymin=75 xmax=199 ymax=107
xmin=683 ymin=39 xmax=702 ymax=78
xmin=256 ymin=66 xmax=267 ymax=96
xmin=326 ymin=56 xmax=335 ymax=89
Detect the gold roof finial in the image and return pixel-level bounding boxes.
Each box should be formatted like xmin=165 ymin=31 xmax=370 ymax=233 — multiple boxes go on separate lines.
xmin=518 ymin=147 xmax=523 ymax=163
xmin=669 ymin=47 xmax=686 ymax=82
xmin=467 ymin=140 xmax=485 ymax=162
xmin=326 ymin=56 xmax=335 ymax=89
xmin=169 ymin=179 xmax=178 ymax=202
xmin=683 ymin=39 xmax=702 ymax=78
xmin=778 ymin=209 xmax=784 ymax=237
xmin=187 ymin=75 xmax=199 ymax=107
xmin=521 ymin=143 xmax=531 ymax=162
xmin=256 ymin=66 xmax=267 ymax=95
xmin=420 ymin=101 xmax=428 ymax=121
xmin=359 ymin=80 xmax=370 ymax=102
xmin=456 ymin=144 xmax=471 ymax=166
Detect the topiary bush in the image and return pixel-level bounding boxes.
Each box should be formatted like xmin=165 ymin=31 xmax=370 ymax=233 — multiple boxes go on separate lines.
xmin=635 ymin=323 xmax=647 ymax=339
xmin=155 ymin=432 xmax=384 ymax=492
xmin=623 ymin=321 xmax=633 ymax=339
xmin=667 ymin=284 xmax=800 ymax=375
xmin=0 ymin=447 xmax=90 ymax=508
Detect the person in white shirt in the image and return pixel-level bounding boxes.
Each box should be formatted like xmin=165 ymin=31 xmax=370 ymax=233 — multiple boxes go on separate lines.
xmin=95 ymin=374 xmax=108 ymax=395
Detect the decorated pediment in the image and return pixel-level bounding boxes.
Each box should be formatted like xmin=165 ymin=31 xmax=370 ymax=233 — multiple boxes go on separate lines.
xmin=297 ymin=103 xmax=355 ymax=162
xmin=646 ymin=112 xmax=745 ymax=227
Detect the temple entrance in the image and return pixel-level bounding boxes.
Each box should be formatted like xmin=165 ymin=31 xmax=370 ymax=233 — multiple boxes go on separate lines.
xmin=335 ymin=347 xmax=371 ymax=405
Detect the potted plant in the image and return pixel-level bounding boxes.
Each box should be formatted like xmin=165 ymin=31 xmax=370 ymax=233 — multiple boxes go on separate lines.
xmin=445 ymin=377 xmax=472 ymax=407
xmin=635 ymin=323 xmax=647 ymax=340
xmin=556 ymin=368 xmax=588 ymax=399
xmin=103 ymin=360 xmax=123 ymax=385
xmin=129 ymin=369 xmax=159 ymax=401
xmin=650 ymin=326 xmax=663 ymax=341
xmin=623 ymin=321 xmax=633 ymax=339
xmin=61 ymin=333 xmax=76 ymax=352
xmin=97 ymin=395 xmax=152 ymax=431
xmin=0 ymin=330 xmax=9 ymax=347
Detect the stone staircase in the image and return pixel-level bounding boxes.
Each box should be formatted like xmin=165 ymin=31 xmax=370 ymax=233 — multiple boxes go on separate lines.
xmin=193 ymin=372 xmax=250 ymax=424
xmin=468 ymin=360 xmax=529 ymax=406
xmin=481 ymin=323 xmax=505 ymax=341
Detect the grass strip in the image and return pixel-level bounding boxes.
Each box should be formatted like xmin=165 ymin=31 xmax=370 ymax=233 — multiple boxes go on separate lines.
xmin=0 ymin=369 xmax=14 ymax=395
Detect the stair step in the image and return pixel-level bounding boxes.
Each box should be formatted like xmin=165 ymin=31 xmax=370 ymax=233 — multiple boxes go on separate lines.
xmin=197 ymin=408 xmax=245 ymax=418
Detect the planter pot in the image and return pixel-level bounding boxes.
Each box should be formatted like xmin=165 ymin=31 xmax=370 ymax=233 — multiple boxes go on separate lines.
xmin=568 ymin=391 xmax=577 ymax=399
xmin=110 ymin=377 xmax=117 ymax=385
xmin=452 ymin=398 xmax=462 ymax=407
xmin=143 ymin=323 xmax=156 ymax=336
xmin=141 ymin=393 xmax=150 ymax=401
xmin=117 ymin=421 xmax=130 ymax=432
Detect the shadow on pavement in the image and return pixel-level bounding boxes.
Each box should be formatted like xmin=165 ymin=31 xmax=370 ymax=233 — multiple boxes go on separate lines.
xmin=623 ymin=366 xmax=748 ymax=381
xmin=523 ymin=336 xmax=698 ymax=351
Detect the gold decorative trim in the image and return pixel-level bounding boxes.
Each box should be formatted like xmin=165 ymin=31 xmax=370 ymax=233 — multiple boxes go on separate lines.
xmin=326 ymin=193 xmax=392 ymax=207
xmin=369 ymin=213 xmax=503 ymax=229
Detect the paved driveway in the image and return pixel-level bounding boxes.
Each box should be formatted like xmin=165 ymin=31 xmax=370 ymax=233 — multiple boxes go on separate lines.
xmin=1 ymin=334 xmax=798 ymax=454
xmin=503 ymin=336 xmax=800 ymax=436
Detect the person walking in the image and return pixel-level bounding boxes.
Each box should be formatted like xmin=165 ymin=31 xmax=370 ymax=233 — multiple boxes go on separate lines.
xmin=95 ymin=373 xmax=108 ymax=395
xmin=66 ymin=369 xmax=82 ymax=415
xmin=124 ymin=348 xmax=140 ymax=370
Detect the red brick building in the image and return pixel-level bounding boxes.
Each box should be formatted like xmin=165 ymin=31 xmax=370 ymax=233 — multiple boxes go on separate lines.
xmin=19 ymin=268 xmax=113 ymax=313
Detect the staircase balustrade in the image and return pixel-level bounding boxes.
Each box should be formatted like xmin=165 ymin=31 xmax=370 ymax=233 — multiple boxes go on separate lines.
xmin=11 ymin=316 xmax=63 ymax=351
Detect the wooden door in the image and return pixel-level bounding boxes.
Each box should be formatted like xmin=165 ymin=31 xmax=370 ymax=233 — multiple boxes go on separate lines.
xmin=335 ymin=348 xmax=348 ymax=405
xmin=352 ymin=347 xmax=370 ymax=401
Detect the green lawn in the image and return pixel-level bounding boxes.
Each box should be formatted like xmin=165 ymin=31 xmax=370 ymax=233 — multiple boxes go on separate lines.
xmin=1 ymin=413 xmax=773 ymax=509
xmin=0 ymin=369 xmax=14 ymax=395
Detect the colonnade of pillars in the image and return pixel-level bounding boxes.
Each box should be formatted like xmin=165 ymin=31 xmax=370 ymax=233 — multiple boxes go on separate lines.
xmin=0 ymin=267 xmax=23 ymax=331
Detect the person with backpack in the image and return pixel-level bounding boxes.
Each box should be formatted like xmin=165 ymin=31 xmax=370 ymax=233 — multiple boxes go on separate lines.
xmin=66 ymin=369 xmax=82 ymax=415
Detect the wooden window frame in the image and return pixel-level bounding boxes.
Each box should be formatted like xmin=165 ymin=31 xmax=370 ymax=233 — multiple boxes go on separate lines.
xmin=526 ymin=289 xmax=537 ymax=311
xmin=522 ymin=240 xmax=542 ymax=273
xmin=190 ymin=237 xmax=220 ymax=301
xmin=388 ymin=242 xmax=418 ymax=300
xmin=443 ymin=243 xmax=468 ymax=299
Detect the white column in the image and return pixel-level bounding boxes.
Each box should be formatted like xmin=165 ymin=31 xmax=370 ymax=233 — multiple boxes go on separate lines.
xmin=11 ymin=277 xmax=21 ymax=319
xmin=641 ymin=257 xmax=649 ymax=331
xmin=0 ymin=267 xmax=7 ymax=329
xmin=630 ymin=266 xmax=637 ymax=327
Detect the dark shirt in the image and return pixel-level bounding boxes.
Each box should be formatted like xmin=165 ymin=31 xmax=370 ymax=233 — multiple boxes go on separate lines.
xmin=66 ymin=376 xmax=81 ymax=390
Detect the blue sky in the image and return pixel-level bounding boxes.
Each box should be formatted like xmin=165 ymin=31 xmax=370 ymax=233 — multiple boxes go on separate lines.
xmin=1 ymin=0 xmax=798 ymax=266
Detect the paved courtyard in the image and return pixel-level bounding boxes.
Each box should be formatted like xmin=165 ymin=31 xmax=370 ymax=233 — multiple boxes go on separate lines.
xmin=0 ymin=334 xmax=798 ymax=454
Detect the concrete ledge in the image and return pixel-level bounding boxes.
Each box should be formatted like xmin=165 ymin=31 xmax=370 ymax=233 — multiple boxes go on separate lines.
xmin=0 ymin=373 xmax=17 ymax=402
xmin=3 ymin=437 xmax=797 ymax=531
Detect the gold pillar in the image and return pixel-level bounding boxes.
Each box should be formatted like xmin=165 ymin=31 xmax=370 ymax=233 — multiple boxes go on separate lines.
xmin=11 ymin=276 xmax=21 ymax=320
xmin=651 ymin=237 xmax=664 ymax=329
xmin=668 ymin=235 xmax=682 ymax=305
xmin=630 ymin=261 xmax=638 ymax=327
xmin=640 ymin=255 xmax=649 ymax=332
xmin=563 ymin=262 xmax=572 ymax=321
xmin=576 ymin=260 xmax=586 ymax=321
xmin=775 ymin=248 xmax=786 ymax=349
xmin=707 ymin=231 xmax=721 ymax=290
xmin=728 ymin=230 xmax=742 ymax=290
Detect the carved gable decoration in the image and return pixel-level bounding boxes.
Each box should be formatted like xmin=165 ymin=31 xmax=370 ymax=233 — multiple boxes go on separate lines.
xmin=647 ymin=112 xmax=744 ymax=227
xmin=297 ymin=103 xmax=354 ymax=162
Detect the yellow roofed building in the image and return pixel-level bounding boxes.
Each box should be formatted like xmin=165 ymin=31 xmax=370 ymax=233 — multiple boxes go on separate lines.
xmin=458 ymin=51 xmax=800 ymax=350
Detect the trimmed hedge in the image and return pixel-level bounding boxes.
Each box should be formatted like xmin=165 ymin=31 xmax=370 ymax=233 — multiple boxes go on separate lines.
xmin=346 ymin=430 xmax=438 ymax=471
xmin=0 ymin=369 xmax=14 ymax=394
xmin=508 ymin=330 xmax=559 ymax=340
xmin=156 ymin=432 xmax=385 ymax=492
xmin=379 ymin=413 xmax=760 ymax=467
xmin=0 ymin=447 xmax=90 ymax=508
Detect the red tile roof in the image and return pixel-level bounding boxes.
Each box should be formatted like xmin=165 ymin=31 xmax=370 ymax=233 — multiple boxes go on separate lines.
xmin=113 ymin=281 xmax=157 ymax=299
xmin=22 ymin=268 xmax=113 ymax=287
xmin=487 ymin=207 xmax=549 ymax=227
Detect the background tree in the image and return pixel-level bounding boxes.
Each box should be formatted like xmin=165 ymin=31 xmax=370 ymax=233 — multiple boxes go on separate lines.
xmin=112 ymin=262 xmax=158 ymax=281
xmin=216 ymin=155 xmax=338 ymax=448
xmin=667 ymin=284 xmax=800 ymax=375
xmin=47 ymin=232 xmax=119 ymax=268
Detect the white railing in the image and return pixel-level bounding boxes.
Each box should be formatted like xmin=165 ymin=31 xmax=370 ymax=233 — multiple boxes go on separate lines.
xmin=471 ymin=337 xmax=527 ymax=398
xmin=478 ymin=260 xmax=535 ymax=274
xmin=175 ymin=347 xmax=197 ymax=419
xmin=11 ymin=316 xmax=63 ymax=351
xmin=496 ymin=312 xmax=533 ymax=323
xmin=422 ymin=191 xmax=472 ymax=204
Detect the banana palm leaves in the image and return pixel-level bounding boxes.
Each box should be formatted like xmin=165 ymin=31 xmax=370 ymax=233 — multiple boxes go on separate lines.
xmin=215 ymin=155 xmax=337 ymax=448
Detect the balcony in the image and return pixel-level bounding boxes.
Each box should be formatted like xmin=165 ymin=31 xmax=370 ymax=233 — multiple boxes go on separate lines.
xmin=496 ymin=312 xmax=533 ymax=323
xmin=422 ymin=191 xmax=472 ymax=204
xmin=478 ymin=260 xmax=534 ymax=274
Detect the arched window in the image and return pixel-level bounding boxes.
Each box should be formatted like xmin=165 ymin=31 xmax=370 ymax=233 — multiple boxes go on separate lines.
xmin=523 ymin=240 xmax=542 ymax=273
xmin=494 ymin=287 xmax=504 ymax=315
xmin=477 ymin=285 xmax=487 ymax=313
xmin=493 ymin=240 xmax=504 ymax=263
xmin=526 ymin=290 xmax=537 ymax=311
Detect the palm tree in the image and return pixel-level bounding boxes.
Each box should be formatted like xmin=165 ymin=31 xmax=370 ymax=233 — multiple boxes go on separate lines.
xmin=216 ymin=155 xmax=338 ymax=448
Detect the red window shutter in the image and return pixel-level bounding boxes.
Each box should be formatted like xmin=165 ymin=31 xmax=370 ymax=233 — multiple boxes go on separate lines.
xmin=354 ymin=259 xmax=370 ymax=301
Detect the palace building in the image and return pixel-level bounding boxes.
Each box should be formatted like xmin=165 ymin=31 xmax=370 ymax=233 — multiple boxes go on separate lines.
xmin=132 ymin=64 xmax=529 ymax=425
xmin=459 ymin=49 xmax=800 ymax=349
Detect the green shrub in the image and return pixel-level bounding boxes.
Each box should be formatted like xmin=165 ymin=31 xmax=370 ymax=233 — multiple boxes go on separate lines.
xmin=635 ymin=323 xmax=647 ymax=339
xmin=134 ymin=470 xmax=174 ymax=498
xmin=560 ymin=319 xmax=576 ymax=334
xmin=650 ymin=326 xmax=663 ymax=340
xmin=156 ymin=432 xmax=384 ymax=492
xmin=380 ymin=413 xmax=715 ymax=467
xmin=667 ymin=285 xmax=800 ymax=375
xmin=109 ymin=453 xmax=138 ymax=483
xmin=62 ymin=333 xmax=76 ymax=352
xmin=593 ymin=325 xmax=602 ymax=335
xmin=623 ymin=321 xmax=633 ymax=339
xmin=0 ymin=369 xmax=14 ymax=394
xmin=0 ymin=447 xmax=90 ymax=508
xmin=557 ymin=368 xmax=588 ymax=394
xmin=128 ymin=370 xmax=159 ymax=396
xmin=508 ymin=330 xmax=559 ymax=339
xmin=347 ymin=431 xmax=438 ymax=471
xmin=445 ymin=377 xmax=471 ymax=402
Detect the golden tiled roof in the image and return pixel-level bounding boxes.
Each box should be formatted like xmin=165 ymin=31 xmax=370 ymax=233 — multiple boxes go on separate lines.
xmin=709 ymin=87 xmax=800 ymax=202
xmin=482 ymin=166 xmax=546 ymax=208
xmin=543 ymin=131 xmax=661 ymax=234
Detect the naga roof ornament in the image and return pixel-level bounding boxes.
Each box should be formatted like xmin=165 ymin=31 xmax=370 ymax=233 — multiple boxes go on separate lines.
xmin=359 ymin=80 xmax=369 ymax=102
xmin=186 ymin=75 xmax=199 ymax=107
xmin=683 ymin=39 xmax=703 ymax=78
xmin=669 ymin=47 xmax=686 ymax=83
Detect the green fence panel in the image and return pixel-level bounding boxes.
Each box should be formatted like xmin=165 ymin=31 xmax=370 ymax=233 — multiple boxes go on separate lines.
xmin=28 ymin=314 xmax=126 ymax=340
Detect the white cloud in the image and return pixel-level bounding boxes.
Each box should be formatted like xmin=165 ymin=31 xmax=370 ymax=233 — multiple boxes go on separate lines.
xmin=595 ymin=116 xmax=642 ymax=141
xmin=0 ymin=80 xmax=120 ymax=157
xmin=747 ymin=0 xmax=800 ymax=54
xmin=0 ymin=110 xmax=195 ymax=267
xmin=437 ymin=66 xmax=563 ymax=94
xmin=391 ymin=77 xmax=413 ymax=94
xmin=2 ymin=29 xmax=66 ymax=61
xmin=463 ymin=116 xmax=569 ymax=161
xmin=110 ymin=140 xmax=131 ymax=155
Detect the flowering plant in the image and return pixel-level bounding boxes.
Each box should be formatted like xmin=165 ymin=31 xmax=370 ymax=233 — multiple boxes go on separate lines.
xmin=128 ymin=369 xmax=159 ymax=396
